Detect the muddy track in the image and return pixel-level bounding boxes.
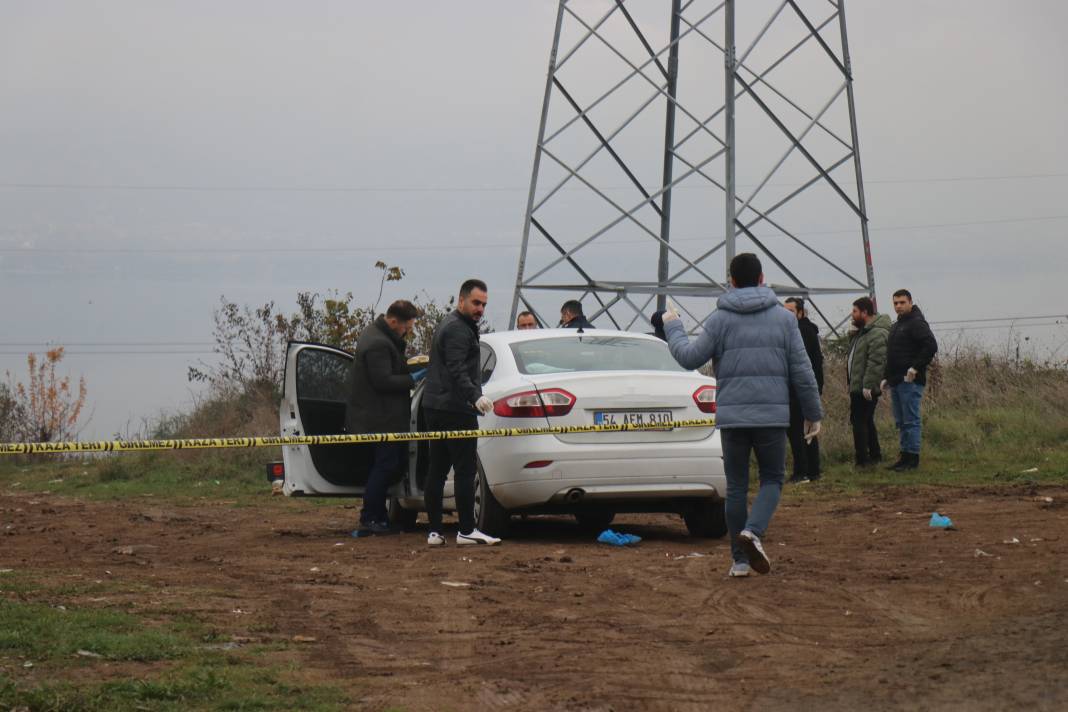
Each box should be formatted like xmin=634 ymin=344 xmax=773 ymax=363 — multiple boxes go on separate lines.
xmin=2 ymin=485 xmax=1067 ymax=711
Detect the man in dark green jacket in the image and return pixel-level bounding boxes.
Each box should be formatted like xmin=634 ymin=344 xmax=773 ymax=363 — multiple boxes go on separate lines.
xmin=847 ymin=297 xmax=890 ymax=467
xmin=347 ymin=300 xmax=424 ymax=535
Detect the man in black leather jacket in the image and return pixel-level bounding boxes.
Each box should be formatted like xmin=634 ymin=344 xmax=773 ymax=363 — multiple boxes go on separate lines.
xmin=421 ymin=279 xmax=501 ymax=547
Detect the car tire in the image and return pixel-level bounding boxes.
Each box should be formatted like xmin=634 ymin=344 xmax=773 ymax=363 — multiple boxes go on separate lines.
xmin=474 ymin=459 xmax=510 ymax=537
xmin=574 ymin=511 xmax=615 ymax=531
xmin=683 ymin=499 xmax=728 ymax=538
xmin=386 ymin=496 xmax=418 ymax=531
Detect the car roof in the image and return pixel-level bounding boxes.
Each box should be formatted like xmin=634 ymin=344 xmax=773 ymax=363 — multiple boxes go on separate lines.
xmin=481 ymin=328 xmax=664 ymax=348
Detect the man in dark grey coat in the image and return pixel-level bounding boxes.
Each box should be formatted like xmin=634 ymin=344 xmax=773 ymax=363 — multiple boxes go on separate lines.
xmin=664 ymin=254 xmax=823 ymax=578
xmin=347 ymin=300 xmax=424 ymax=535
xmin=422 ymin=279 xmax=500 ymax=547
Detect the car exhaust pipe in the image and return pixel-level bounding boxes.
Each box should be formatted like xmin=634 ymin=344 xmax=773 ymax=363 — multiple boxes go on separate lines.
xmin=565 ymin=488 xmax=585 ymax=503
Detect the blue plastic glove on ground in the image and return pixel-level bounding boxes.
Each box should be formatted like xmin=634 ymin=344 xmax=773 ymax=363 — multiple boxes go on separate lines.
xmin=929 ymin=512 xmax=953 ymax=528
xmin=597 ymin=529 xmax=642 ymax=546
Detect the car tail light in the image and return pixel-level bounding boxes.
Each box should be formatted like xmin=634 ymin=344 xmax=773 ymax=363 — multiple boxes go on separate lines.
xmin=692 ymin=385 xmax=716 ymax=413
xmin=265 ymin=461 xmax=285 ymax=482
xmin=493 ymin=388 xmax=576 ymax=417
xmin=523 ymin=460 xmax=553 ymax=469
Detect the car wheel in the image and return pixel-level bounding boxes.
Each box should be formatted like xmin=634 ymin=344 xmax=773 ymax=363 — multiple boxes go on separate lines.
xmin=473 ymin=459 xmax=509 ymax=537
xmin=386 ymin=496 xmax=418 ymax=531
xmin=683 ymin=499 xmax=728 ymax=538
xmin=574 ymin=511 xmax=615 ymax=531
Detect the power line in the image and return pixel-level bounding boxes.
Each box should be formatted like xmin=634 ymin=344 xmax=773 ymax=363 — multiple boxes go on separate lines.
xmin=0 ymin=350 xmax=215 ymax=356
xmin=0 ymin=341 xmax=214 ymax=347
xmin=929 ymin=314 xmax=1067 ymax=325
xmin=2 ymin=172 xmax=1067 ymax=194
xmin=2 ymin=214 xmax=1067 ymax=256
xmin=931 ymin=321 xmax=1066 ymax=333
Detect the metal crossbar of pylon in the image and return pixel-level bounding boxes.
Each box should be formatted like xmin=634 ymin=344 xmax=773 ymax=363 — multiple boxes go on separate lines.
xmin=510 ymin=0 xmax=874 ymax=336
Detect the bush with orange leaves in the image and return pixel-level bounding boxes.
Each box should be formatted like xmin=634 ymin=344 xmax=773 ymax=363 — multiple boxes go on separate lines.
xmin=4 ymin=347 xmax=88 ymax=443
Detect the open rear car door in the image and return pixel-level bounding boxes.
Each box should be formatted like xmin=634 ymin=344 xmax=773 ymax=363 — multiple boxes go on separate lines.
xmin=278 ymin=341 xmax=377 ymax=496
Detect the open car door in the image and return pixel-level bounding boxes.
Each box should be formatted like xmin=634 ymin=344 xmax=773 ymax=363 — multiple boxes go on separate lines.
xmin=279 ymin=341 xmax=376 ymax=496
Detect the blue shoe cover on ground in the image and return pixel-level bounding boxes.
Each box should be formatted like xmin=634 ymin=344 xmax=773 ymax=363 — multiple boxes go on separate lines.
xmin=597 ymin=529 xmax=642 ymax=546
xmin=929 ymin=512 xmax=953 ymax=528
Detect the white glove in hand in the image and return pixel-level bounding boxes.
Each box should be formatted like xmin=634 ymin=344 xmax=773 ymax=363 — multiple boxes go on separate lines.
xmin=904 ymin=367 xmax=918 ymax=383
xmin=879 ymin=379 xmax=889 ymax=393
xmin=474 ymin=395 xmax=494 ymax=415
xmin=862 ymin=388 xmax=873 ymax=401
xmin=803 ymin=420 xmax=821 ymax=443
xmin=662 ymin=297 xmax=681 ymax=323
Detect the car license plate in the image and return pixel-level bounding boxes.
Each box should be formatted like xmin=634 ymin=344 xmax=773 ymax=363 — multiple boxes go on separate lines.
xmin=594 ymin=410 xmax=674 ymax=428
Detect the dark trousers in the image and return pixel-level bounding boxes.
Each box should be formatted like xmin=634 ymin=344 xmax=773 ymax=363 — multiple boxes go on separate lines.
xmin=787 ymin=398 xmax=820 ymax=479
xmin=849 ymin=392 xmax=882 ymax=464
xmin=360 ymin=442 xmax=406 ymax=525
xmin=423 ymin=407 xmax=479 ymax=535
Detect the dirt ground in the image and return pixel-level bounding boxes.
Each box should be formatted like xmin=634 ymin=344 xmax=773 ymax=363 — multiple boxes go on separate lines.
xmin=2 ymin=483 xmax=1067 ymax=711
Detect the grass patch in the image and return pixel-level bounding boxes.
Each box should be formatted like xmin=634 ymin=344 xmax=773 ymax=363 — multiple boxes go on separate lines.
xmin=0 ymin=599 xmax=191 ymax=662
xmin=0 ymin=660 xmax=349 ymax=711
xmin=0 ymin=597 xmax=349 ymax=711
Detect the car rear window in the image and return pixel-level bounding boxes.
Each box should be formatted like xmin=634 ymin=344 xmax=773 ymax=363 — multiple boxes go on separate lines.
xmin=510 ymin=336 xmax=687 ymax=374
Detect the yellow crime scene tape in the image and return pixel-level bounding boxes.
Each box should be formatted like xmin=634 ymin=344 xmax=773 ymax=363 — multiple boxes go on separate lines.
xmin=0 ymin=418 xmax=717 ymax=456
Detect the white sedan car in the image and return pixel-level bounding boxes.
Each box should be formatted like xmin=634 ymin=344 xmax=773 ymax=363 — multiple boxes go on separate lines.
xmin=278 ymin=328 xmax=726 ymax=538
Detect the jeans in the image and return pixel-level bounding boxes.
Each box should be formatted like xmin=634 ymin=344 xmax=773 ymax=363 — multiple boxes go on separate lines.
xmin=360 ymin=442 xmax=406 ymax=525
xmin=849 ymin=392 xmax=882 ymax=464
xmin=890 ymin=382 xmax=925 ymax=454
xmin=720 ymin=427 xmax=787 ymax=564
xmin=787 ymin=397 xmax=820 ymax=478
xmin=423 ymin=407 xmax=479 ymax=535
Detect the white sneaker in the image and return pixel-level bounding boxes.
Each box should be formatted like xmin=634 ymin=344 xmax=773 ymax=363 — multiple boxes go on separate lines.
xmin=456 ymin=528 xmax=501 ymax=546
xmin=738 ymin=529 xmax=770 ymax=574
xmin=728 ymin=562 xmax=751 ymax=577
xmin=427 ymin=532 xmax=446 ymax=547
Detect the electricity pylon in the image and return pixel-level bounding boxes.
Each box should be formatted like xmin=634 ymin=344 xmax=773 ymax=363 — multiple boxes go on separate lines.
xmin=510 ymin=0 xmax=873 ymax=334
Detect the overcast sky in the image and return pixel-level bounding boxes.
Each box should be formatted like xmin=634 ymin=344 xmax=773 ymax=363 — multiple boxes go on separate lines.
xmin=2 ymin=0 xmax=1067 ymax=439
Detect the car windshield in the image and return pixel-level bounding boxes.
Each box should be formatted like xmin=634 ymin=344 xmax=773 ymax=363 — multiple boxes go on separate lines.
xmin=510 ymin=336 xmax=687 ymax=374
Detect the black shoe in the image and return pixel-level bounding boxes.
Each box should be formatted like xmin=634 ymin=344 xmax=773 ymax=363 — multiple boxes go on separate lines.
xmin=887 ymin=454 xmax=906 ymax=471
xmin=871 ymin=454 xmax=883 ymax=464
xmin=807 ymin=474 xmax=822 ymax=482
xmin=893 ymin=453 xmax=919 ymax=472
xmin=787 ymin=476 xmax=810 ymax=485
xmin=352 ymin=520 xmax=398 ymax=537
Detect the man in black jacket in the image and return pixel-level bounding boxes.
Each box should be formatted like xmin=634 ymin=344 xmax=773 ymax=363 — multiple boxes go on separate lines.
xmin=784 ymin=297 xmax=824 ymax=483
xmin=347 ymin=300 xmax=424 ymax=535
xmin=879 ymin=289 xmax=938 ymax=471
xmin=559 ymin=300 xmax=595 ymax=330
xmin=422 ymin=279 xmax=500 ymax=546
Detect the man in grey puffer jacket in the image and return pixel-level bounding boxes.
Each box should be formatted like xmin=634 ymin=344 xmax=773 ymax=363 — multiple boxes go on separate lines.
xmin=664 ymin=253 xmax=823 ymax=577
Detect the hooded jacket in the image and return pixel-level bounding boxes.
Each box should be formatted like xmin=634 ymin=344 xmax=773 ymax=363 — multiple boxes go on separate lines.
xmin=883 ymin=305 xmax=938 ymax=386
xmin=346 ymin=316 xmax=414 ymax=434
xmin=846 ymin=312 xmax=891 ymax=394
xmin=664 ymin=286 xmax=823 ymax=428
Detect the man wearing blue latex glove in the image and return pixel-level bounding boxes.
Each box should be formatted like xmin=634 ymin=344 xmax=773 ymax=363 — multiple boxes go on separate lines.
xmin=662 ymin=254 xmax=823 ymax=578
xmin=346 ymin=299 xmax=422 ymax=536
xmin=410 ymin=368 xmax=427 ymax=383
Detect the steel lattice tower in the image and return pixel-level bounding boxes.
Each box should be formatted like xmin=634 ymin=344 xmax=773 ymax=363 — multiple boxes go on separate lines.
xmin=510 ymin=0 xmax=874 ymax=334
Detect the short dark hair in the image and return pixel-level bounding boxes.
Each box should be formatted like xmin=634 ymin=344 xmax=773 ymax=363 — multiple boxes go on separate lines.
xmin=560 ymin=299 xmax=584 ymax=316
xmin=386 ymin=299 xmax=420 ymax=321
xmin=517 ymin=310 xmax=534 ymax=320
xmin=784 ymin=296 xmax=805 ymax=315
xmin=892 ymin=288 xmax=912 ymax=301
xmin=729 ymin=253 xmax=762 ymax=288
xmin=852 ymin=296 xmax=875 ymax=316
xmin=459 ymin=279 xmax=487 ymax=298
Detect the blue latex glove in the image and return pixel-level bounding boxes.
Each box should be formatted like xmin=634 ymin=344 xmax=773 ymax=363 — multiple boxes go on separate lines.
xmin=597 ymin=529 xmax=642 ymax=546
xmin=410 ymin=368 xmax=427 ymax=383
xmin=929 ymin=512 xmax=953 ymax=528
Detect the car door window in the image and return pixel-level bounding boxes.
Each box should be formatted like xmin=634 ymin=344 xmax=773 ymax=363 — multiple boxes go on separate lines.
xmin=479 ymin=343 xmax=497 ymax=385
